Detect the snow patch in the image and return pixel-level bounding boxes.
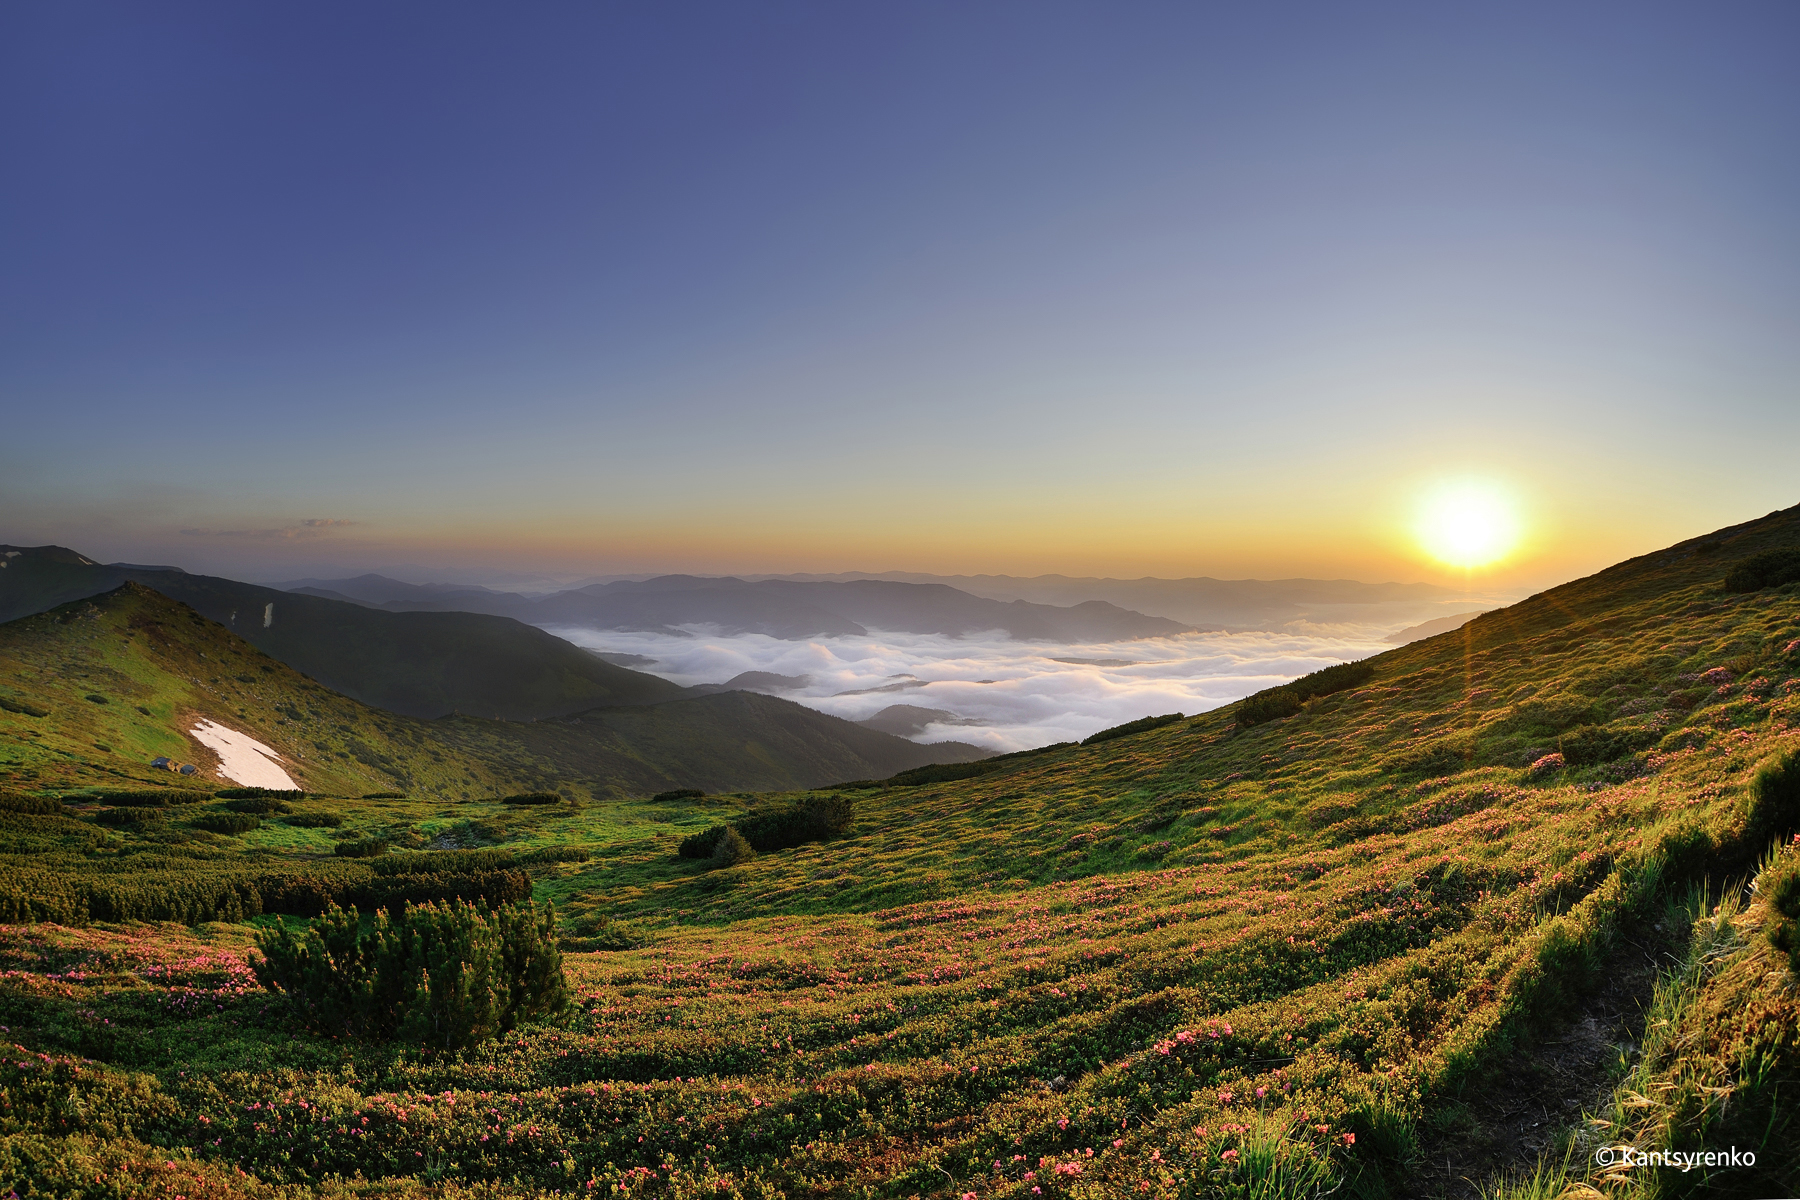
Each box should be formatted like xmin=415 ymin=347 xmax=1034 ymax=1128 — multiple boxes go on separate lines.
xmin=188 ymin=719 xmax=299 ymax=789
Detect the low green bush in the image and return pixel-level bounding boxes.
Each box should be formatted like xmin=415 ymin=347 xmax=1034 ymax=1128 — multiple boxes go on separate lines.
xmin=1237 ymin=660 xmax=1378 ymax=727
xmin=334 ymin=837 xmax=391 ymax=858
xmin=1289 ymin=659 xmax=1378 ymax=700
xmin=1724 ymin=548 xmax=1800 ymax=593
xmin=497 ymin=792 xmax=563 ymax=805
xmin=0 ymin=697 xmax=49 ymax=717
xmin=1238 ymin=688 xmax=1302 ymax=726
xmin=225 ymin=796 xmax=292 ymax=815
xmin=1082 ymin=712 xmax=1184 ymax=746
xmin=0 ymin=794 xmax=61 ymax=816
xmin=216 ymin=787 xmax=307 ymax=800
xmin=285 ymin=811 xmax=344 ymax=828
xmin=678 ymin=795 xmax=854 ymax=859
xmin=94 ymin=808 xmax=168 ymax=827
xmin=372 ymin=848 xmax=519 ymax=876
xmin=0 ymin=857 xmax=528 ymax=925
xmin=711 ymin=826 xmax=755 ymax=867
xmin=653 ymin=788 xmax=706 ymax=802
xmin=85 ymin=789 xmax=209 ymax=807
xmin=252 ymin=899 xmax=569 ymax=1051
xmin=191 ymin=812 xmax=262 ymax=835
xmin=361 ymin=791 xmax=407 ymax=799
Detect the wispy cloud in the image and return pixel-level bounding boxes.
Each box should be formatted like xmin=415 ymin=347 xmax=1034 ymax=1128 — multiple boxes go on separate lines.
xmin=180 ymin=518 xmax=359 ymax=540
xmin=543 ymin=624 xmax=1391 ymax=752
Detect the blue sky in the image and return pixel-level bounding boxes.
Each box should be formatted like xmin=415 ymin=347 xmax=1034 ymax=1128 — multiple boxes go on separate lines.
xmin=4 ymin=2 xmax=1797 ymax=585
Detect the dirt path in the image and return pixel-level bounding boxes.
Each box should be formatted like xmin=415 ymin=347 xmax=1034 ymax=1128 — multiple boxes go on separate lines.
xmin=1408 ymin=924 xmax=1675 ymax=1198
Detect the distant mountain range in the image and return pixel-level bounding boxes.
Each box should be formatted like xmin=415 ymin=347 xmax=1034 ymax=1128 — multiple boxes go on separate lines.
xmin=268 ymin=572 xmax=1197 ymax=641
xmin=266 ymin=568 xmax=1503 ymax=636
xmin=736 ymin=571 xmax=1500 ymax=632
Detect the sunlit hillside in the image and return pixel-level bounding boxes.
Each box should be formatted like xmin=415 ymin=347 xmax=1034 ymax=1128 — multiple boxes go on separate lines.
xmin=0 ymin=505 xmax=1797 ymax=1198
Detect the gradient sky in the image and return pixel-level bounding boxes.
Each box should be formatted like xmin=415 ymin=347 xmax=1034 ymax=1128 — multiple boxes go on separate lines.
xmin=4 ymin=2 xmax=1797 ymax=590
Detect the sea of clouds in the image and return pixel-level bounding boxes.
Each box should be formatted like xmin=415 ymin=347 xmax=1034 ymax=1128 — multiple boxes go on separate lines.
xmin=543 ymin=624 xmax=1393 ymax=753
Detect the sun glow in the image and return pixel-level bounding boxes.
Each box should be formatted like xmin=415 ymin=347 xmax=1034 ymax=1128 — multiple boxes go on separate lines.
xmin=1415 ymin=481 xmax=1522 ymax=569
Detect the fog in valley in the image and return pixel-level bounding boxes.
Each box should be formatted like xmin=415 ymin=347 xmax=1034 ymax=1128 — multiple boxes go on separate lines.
xmin=547 ymin=623 xmax=1395 ymax=752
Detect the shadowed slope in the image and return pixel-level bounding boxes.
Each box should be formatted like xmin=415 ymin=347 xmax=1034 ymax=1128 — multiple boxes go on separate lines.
xmin=0 ymin=548 xmax=685 ymax=719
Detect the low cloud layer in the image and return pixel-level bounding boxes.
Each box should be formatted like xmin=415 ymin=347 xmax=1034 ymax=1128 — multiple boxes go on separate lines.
xmin=545 ymin=624 xmax=1392 ymax=752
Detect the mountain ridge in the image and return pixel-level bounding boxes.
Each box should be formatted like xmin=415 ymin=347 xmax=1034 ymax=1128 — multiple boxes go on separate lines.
xmin=0 ymin=582 xmax=989 ymax=799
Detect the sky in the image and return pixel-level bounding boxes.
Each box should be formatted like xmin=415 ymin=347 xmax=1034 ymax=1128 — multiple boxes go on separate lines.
xmin=4 ymin=1 xmax=1797 ymax=591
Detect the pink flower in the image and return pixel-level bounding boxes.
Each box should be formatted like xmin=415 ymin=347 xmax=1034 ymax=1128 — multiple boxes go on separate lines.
xmin=1112 ymin=1139 xmax=1123 ymax=1149
xmin=1221 ymin=1148 xmax=1238 ymax=1163
xmin=1342 ymin=1132 xmax=1356 ymax=1147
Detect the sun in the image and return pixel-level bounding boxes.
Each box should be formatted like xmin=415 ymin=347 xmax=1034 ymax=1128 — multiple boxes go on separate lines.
xmin=1415 ymin=480 xmax=1521 ymax=570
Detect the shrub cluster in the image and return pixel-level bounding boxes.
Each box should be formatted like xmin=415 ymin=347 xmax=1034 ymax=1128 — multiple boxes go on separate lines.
xmin=224 ymin=796 xmax=292 ymax=815
xmin=371 ymin=847 xmax=589 ymax=875
xmin=653 ymin=788 xmax=706 ymax=802
xmin=1724 ymin=548 xmax=1800 ymax=593
xmin=1082 ymin=712 xmax=1185 ymax=746
xmin=1237 ymin=660 xmax=1377 ymax=727
xmin=216 ymin=787 xmax=307 ymax=800
xmin=0 ymin=794 xmax=61 ymax=816
xmin=191 ymin=812 xmax=262 ymax=835
xmin=372 ymin=848 xmax=519 ymax=876
xmin=0 ymin=858 xmax=533 ymax=925
xmin=94 ymin=808 xmax=168 ymax=827
xmin=858 ymin=744 xmax=1075 ymax=790
xmin=497 ymin=792 xmax=564 ymax=805
xmin=711 ymin=825 xmax=755 ymax=867
xmin=678 ymin=795 xmax=854 ymax=859
xmin=0 ymin=696 xmax=48 ymax=717
xmin=361 ymin=791 xmax=407 ymax=799
xmin=84 ymin=789 xmax=210 ymax=807
xmin=1238 ymin=689 xmax=1303 ymax=726
xmin=285 ymin=811 xmax=344 ymax=828
xmin=252 ymin=899 xmax=569 ymax=1050
xmin=334 ymin=836 xmax=391 ymax=858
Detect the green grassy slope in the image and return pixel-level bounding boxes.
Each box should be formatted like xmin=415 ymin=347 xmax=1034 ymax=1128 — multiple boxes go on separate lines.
xmin=0 ymin=546 xmax=686 ymax=719
xmin=0 ymin=582 xmax=515 ymax=799
xmin=0 ymin=506 xmax=1797 ymax=1199
xmin=439 ymin=690 xmax=988 ymax=798
xmin=0 ymin=583 xmax=988 ymax=803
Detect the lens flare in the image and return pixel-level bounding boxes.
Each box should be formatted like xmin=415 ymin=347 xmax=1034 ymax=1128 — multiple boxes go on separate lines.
xmin=1415 ymin=481 xmax=1521 ymax=569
